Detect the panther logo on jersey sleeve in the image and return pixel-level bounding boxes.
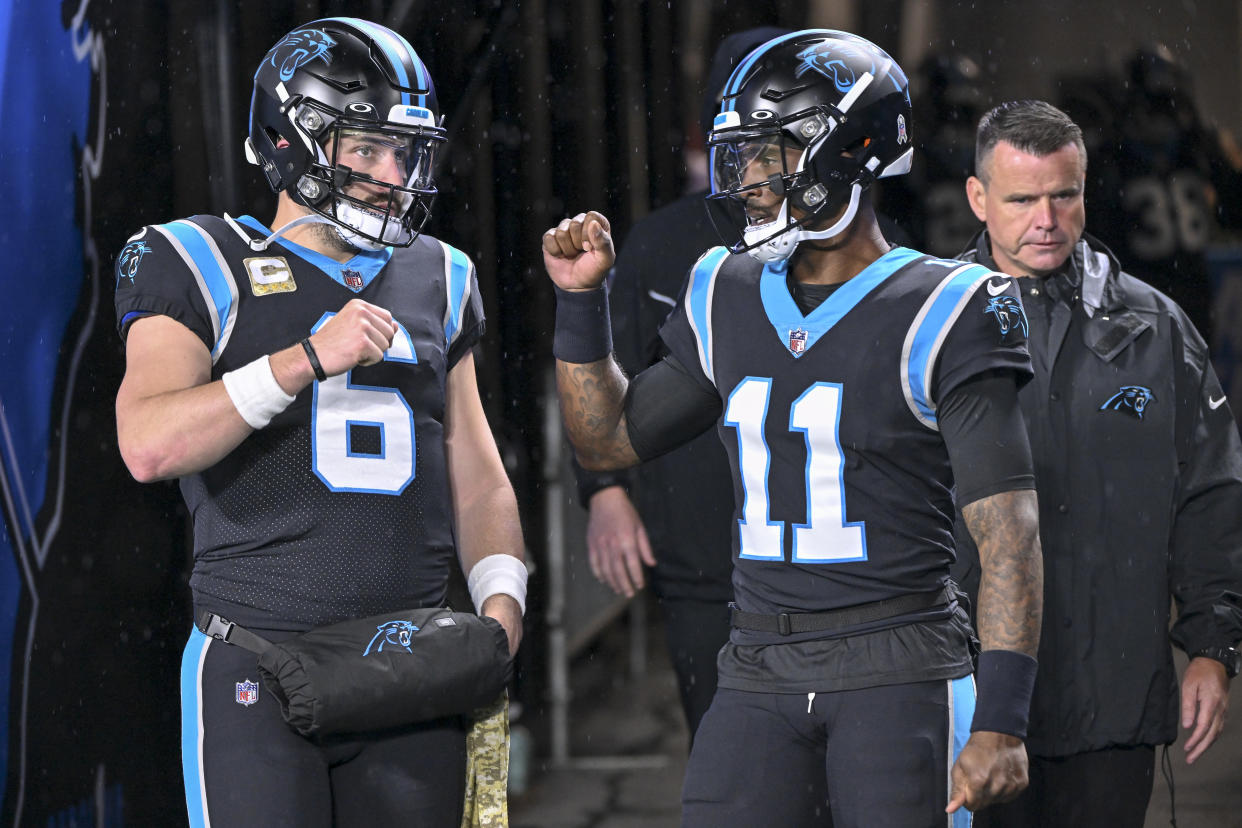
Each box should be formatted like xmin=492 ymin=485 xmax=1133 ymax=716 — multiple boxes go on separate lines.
xmin=116 ymin=239 xmax=152 ymax=286
xmin=985 ymin=295 xmax=1029 ymax=338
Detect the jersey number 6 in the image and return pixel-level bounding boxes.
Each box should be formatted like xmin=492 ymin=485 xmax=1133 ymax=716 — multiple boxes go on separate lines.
xmin=309 ymin=312 xmax=419 ymax=495
xmin=725 ymin=377 xmax=867 ymax=563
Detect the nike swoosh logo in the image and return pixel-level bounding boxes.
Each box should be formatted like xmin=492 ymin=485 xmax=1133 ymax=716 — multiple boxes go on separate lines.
xmin=647 ymin=289 xmax=676 ymax=307
xmin=986 ymin=278 xmax=1010 ymax=296
xmin=1210 ymin=395 xmax=1227 ymax=410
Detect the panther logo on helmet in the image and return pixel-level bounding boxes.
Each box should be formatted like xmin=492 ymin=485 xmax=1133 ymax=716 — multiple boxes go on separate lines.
xmin=706 ymin=30 xmax=914 ymax=264
xmin=268 ymin=29 xmax=336 ymax=83
xmin=247 ymin=18 xmax=447 ymax=249
xmin=794 ymin=41 xmax=873 ymax=93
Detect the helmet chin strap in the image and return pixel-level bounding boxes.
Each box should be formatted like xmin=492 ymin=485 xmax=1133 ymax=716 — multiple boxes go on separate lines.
xmin=229 ymin=213 xmax=339 ymax=252
xmin=744 ymin=182 xmax=863 ymax=264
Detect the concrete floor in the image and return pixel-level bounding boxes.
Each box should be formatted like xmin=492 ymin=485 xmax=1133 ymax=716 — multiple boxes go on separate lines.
xmin=512 ymin=607 xmax=1242 ymax=828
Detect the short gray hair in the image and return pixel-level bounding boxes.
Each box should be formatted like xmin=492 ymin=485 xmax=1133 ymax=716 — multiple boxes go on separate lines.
xmin=975 ymin=100 xmax=1086 ymax=182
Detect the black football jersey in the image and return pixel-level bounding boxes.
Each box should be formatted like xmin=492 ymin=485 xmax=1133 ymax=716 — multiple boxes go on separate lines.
xmin=661 ymin=246 xmax=1031 ymax=643
xmin=114 ymin=214 xmax=484 ymax=630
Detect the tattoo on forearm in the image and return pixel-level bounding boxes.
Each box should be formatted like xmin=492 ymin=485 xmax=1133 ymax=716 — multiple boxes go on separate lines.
xmin=555 ymin=358 xmax=639 ymax=469
xmin=963 ymin=490 xmax=1043 ymax=656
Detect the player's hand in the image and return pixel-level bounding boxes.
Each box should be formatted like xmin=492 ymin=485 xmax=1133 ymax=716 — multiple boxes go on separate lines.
xmin=542 ymin=211 xmax=615 ymax=291
xmin=1181 ymin=656 xmax=1230 ymax=764
xmin=308 ymin=298 xmax=398 ymax=376
xmin=586 ymin=486 xmax=656 ymax=598
xmin=946 ymin=730 xmax=1028 ymax=813
xmin=481 ymin=593 xmax=523 ymax=656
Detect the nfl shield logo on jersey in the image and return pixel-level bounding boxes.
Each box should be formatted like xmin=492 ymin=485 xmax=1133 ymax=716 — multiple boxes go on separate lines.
xmin=235 ymin=679 xmax=259 ymax=706
xmin=342 ymin=268 xmax=365 ymax=290
xmin=789 ymin=328 xmax=808 ymax=355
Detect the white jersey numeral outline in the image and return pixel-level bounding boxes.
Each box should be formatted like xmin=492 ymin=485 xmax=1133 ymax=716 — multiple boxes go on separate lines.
xmin=725 ymin=376 xmax=867 ymax=563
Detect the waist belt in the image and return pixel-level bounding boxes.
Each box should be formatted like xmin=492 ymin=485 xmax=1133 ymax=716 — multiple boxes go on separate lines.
xmin=197 ymin=611 xmax=275 ymax=655
xmin=729 ymin=587 xmax=951 ymax=636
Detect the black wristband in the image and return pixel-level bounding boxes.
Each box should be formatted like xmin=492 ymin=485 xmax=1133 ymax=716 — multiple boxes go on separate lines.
xmin=971 ymin=649 xmax=1038 ymax=738
xmin=553 ymin=285 xmax=613 ymax=364
xmin=300 ymin=338 xmax=327 ymax=382
xmin=576 ymin=470 xmax=630 ymax=509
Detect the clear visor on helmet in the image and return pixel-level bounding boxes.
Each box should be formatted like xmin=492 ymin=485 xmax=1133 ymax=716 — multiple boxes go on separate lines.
xmin=332 ymin=126 xmax=440 ymax=197
xmin=706 ymin=127 xmax=809 ymax=253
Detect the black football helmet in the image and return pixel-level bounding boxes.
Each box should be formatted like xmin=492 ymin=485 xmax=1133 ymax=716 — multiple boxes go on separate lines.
xmin=246 ymin=18 xmax=446 ymax=249
xmin=707 ymin=30 xmax=913 ymax=263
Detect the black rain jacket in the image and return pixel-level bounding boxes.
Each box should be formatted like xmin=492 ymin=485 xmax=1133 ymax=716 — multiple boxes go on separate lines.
xmin=953 ymin=230 xmax=1242 ymax=757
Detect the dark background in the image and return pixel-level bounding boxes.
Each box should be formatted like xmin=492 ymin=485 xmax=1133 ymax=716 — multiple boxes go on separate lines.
xmin=2 ymin=0 xmax=1239 ymax=824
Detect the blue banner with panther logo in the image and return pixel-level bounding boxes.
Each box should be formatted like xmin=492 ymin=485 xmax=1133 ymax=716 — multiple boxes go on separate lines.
xmin=0 ymin=0 xmax=92 ymax=819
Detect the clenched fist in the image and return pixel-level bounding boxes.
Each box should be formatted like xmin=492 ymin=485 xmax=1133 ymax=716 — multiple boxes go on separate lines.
xmin=542 ymin=211 xmax=616 ymax=292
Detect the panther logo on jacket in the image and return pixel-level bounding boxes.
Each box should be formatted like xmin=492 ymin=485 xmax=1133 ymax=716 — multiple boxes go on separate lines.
xmin=1100 ymin=385 xmax=1155 ymax=419
xmin=363 ymin=619 xmax=420 ymax=655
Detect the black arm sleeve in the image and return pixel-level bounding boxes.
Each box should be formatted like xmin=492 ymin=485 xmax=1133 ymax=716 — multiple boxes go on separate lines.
xmin=939 ymin=370 xmax=1036 ymax=506
xmin=624 ymin=355 xmax=723 ymax=462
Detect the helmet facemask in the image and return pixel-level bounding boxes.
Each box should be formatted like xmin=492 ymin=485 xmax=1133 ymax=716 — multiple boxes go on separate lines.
xmin=703 ymin=29 xmax=915 ymax=264
xmin=288 ymin=102 xmax=444 ymax=250
xmin=246 ymin=19 xmax=447 ymax=250
xmin=707 ymin=106 xmax=875 ymax=263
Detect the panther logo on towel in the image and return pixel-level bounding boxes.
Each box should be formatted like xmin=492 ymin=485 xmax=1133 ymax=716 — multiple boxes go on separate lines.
xmin=363 ymin=619 xmax=420 ymax=655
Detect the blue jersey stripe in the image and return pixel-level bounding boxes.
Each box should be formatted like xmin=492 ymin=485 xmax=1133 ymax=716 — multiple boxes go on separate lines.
xmin=332 ymin=17 xmax=425 ymax=107
xmin=949 ymin=675 xmax=975 ymax=827
xmin=442 ymin=242 xmax=470 ymax=347
xmin=903 ymin=264 xmax=990 ymax=427
xmin=181 ymin=630 xmax=210 ymax=828
xmin=159 ymin=221 xmax=236 ymax=359
xmin=687 ymin=247 xmax=729 ymax=384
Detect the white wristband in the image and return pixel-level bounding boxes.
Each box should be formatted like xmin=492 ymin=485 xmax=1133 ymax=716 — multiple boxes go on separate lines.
xmin=467 ymin=554 xmax=528 ymax=616
xmin=221 ymin=355 xmax=296 ymax=430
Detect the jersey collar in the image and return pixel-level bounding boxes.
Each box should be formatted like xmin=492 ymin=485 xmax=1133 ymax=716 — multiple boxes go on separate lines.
xmin=760 ymin=246 xmax=922 ymax=356
xmin=235 ymin=215 xmax=393 ymax=292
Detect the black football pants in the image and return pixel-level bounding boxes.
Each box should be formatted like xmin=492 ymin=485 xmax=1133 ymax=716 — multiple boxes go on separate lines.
xmin=181 ymin=626 xmax=466 ymax=828
xmin=682 ymin=677 xmax=976 ymax=828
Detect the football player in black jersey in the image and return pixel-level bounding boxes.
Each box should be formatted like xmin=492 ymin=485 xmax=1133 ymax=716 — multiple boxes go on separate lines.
xmin=544 ymin=30 xmax=1042 ymax=826
xmin=114 ymin=18 xmax=525 ymax=827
